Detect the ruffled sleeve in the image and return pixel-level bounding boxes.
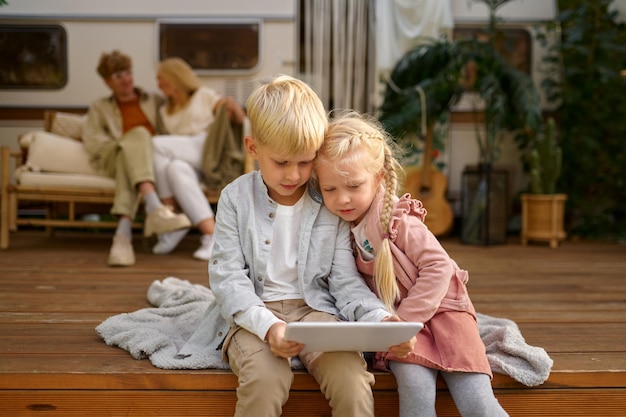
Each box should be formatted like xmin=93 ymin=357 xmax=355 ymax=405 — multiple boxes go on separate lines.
xmin=386 ymin=194 xmax=455 ymax=324
xmin=387 ymin=193 xmax=427 ymax=242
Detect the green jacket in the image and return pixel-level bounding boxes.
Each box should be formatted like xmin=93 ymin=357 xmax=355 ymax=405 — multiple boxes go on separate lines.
xmin=82 ymin=87 xmax=165 ymax=167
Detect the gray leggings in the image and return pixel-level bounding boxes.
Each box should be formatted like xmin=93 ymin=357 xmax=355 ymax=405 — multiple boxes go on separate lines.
xmin=389 ymin=361 xmax=509 ymax=417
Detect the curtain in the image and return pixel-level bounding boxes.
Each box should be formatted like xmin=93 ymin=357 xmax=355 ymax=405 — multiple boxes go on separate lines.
xmin=375 ymin=0 xmax=454 ymax=73
xmin=300 ymin=0 xmax=453 ymax=114
xmin=301 ymin=0 xmax=375 ymax=113
xmin=373 ymin=0 xmax=453 ymax=110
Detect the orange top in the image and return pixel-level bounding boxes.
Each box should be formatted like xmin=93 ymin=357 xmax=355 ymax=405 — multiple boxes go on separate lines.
xmin=118 ymin=96 xmax=155 ymax=135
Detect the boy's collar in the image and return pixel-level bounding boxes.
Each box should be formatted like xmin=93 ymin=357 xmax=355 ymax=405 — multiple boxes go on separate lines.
xmin=308 ymin=183 xmax=323 ymax=204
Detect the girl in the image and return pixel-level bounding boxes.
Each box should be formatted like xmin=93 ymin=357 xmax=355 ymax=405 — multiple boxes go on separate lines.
xmin=314 ymin=111 xmax=509 ymax=417
xmin=151 ymin=57 xmax=245 ymax=260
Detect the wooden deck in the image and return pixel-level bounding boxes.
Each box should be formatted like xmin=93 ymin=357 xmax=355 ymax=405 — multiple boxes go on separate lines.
xmin=1 ymin=230 xmax=625 ymax=416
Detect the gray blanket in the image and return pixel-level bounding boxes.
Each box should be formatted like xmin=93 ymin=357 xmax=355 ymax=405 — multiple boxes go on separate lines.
xmin=96 ymin=276 xmax=553 ymax=387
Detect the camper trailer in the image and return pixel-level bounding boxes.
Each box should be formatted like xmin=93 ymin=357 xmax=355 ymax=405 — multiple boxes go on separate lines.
xmin=0 ymin=0 xmax=297 ymax=143
xmin=0 ymin=0 xmax=557 ymax=210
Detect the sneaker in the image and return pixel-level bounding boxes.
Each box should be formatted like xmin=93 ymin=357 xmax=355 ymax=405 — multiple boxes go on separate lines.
xmin=153 ymin=228 xmax=190 ymax=255
xmin=144 ymin=205 xmax=192 ymax=237
xmin=193 ymin=234 xmax=215 ymax=261
xmin=108 ymin=235 xmax=135 ymax=266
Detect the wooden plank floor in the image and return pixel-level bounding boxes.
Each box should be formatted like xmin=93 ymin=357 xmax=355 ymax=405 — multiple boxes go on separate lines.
xmin=1 ymin=230 xmax=625 ymax=416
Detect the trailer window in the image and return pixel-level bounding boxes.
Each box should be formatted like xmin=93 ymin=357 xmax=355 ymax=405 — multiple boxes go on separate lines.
xmin=158 ymin=20 xmax=261 ymax=74
xmin=0 ymin=24 xmax=68 ymax=89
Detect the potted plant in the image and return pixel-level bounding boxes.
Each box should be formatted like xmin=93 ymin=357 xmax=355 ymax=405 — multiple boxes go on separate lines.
xmin=520 ymin=117 xmax=567 ymax=248
xmin=536 ymin=0 xmax=626 ymax=241
xmin=378 ymin=0 xmax=541 ymax=244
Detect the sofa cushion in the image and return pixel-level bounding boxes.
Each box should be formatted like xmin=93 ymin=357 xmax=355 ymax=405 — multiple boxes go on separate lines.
xmin=21 ymin=131 xmax=101 ymax=176
xmin=16 ymin=171 xmax=116 ymax=189
xmin=47 ymin=111 xmax=86 ymax=140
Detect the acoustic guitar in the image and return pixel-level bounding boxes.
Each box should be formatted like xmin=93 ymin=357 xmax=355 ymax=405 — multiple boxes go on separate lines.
xmin=403 ymin=124 xmax=454 ymax=236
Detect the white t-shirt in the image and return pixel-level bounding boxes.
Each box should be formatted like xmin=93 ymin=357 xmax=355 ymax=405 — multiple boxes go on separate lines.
xmin=262 ymin=195 xmax=305 ymax=301
xmin=352 ymin=220 xmax=375 ymax=261
xmin=234 ymin=193 xmax=305 ymax=338
xmin=160 ymin=86 xmax=222 ymax=136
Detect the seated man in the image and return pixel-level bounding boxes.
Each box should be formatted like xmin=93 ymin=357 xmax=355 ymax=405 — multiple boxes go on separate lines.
xmin=82 ymin=50 xmax=191 ymax=267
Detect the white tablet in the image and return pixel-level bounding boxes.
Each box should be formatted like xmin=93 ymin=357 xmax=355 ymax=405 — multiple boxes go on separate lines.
xmin=285 ymin=321 xmax=424 ymax=353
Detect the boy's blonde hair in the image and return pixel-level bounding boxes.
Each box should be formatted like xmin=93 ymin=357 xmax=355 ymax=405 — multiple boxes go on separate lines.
xmin=157 ymin=57 xmax=202 ymax=114
xmin=316 ymin=111 xmax=404 ymax=313
xmin=246 ymin=75 xmax=327 ymax=156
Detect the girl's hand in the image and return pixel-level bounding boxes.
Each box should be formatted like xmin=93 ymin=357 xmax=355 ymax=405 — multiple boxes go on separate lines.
xmin=382 ymin=315 xmax=416 ymax=358
xmin=266 ymin=322 xmax=305 ymax=359
xmin=223 ymin=97 xmax=246 ymax=124
xmin=388 ymin=335 xmax=416 ymax=358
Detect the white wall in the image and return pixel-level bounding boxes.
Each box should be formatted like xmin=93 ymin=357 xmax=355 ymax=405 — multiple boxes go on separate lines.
xmin=0 ymin=0 xmax=295 ymax=18
xmin=450 ymin=0 xmax=557 ymax=22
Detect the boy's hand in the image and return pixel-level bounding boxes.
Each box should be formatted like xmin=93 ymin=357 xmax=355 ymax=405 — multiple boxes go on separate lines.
xmin=266 ymin=322 xmax=305 ymax=359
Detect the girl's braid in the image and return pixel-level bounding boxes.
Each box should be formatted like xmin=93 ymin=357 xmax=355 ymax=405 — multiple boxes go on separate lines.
xmin=380 ymin=146 xmax=399 ymax=233
xmin=374 ymin=138 xmax=401 ymax=313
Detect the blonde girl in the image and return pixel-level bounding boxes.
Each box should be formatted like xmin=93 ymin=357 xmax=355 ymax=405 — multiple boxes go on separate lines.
xmin=314 ymin=111 xmax=509 ymax=417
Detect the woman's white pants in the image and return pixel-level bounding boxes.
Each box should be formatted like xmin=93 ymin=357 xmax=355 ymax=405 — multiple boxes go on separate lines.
xmin=152 ymin=133 xmax=214 ymax=225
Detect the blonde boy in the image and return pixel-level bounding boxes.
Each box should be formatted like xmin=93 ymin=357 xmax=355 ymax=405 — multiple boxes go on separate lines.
xmin=208 ymin=75 xmax=393 ymax=416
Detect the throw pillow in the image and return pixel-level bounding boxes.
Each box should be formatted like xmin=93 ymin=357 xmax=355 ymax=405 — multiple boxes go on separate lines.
xmin=24 ymin=131 xmax=100 ymax=176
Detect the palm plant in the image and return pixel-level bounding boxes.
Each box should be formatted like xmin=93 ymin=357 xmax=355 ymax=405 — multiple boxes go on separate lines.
xmin=379 ymin=0 xmax=542 ymax=166
xmin=379 ymin=39 xmax=463 ymax=142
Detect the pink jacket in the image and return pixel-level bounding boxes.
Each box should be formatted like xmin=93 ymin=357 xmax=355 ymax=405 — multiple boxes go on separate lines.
xmin=355 ymin=189 xmax=476 ymax=324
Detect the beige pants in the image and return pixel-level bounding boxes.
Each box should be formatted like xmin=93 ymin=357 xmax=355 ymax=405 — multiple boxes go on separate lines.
xmin=224 ymin=300 xmax=376 ymax=417
xmin=97 ymin=127 xmax=155 ymax=218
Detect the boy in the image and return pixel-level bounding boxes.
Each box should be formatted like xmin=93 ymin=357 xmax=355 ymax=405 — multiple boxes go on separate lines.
xmin=82 ymin=50 xmax=191 ymax=267
xmin=208 ymin=75 xmax=396 ymax=416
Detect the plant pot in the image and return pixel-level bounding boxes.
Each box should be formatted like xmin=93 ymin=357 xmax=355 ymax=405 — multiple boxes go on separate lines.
xmin=521 ymin=193 xmax=567 ymax=248
xmin=461 ymin=164 xmax=509 ymax=245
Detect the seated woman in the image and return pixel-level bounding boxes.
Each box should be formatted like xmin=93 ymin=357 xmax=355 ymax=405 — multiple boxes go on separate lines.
xmin=152 ymin=57 xmax=245 ymax=260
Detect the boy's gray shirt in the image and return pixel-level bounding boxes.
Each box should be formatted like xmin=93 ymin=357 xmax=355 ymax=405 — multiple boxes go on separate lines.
xmin=179 ymin=170 xmax=389 ymax=357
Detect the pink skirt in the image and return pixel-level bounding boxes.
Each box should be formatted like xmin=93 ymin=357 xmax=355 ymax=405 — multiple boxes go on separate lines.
xmin=375 ymin=309 xmax=492 ymax=377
